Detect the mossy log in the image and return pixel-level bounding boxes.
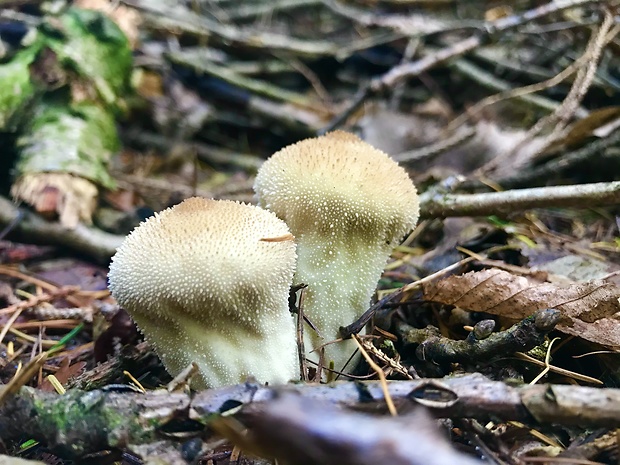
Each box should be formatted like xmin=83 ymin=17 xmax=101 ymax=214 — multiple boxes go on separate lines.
xmin=1 ymin=375 xmax=620 ymax=457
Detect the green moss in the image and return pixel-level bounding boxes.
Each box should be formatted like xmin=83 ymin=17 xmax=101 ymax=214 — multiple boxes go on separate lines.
xmin=44 ymin=7 xmax=132 ymax=107
xmin=15 ymin=101 xmax=119 ymax=188
xmin=0 ymin=42 xmax=43 ymax=131
xmin=32 ymin=389 xmax=157 ymax=455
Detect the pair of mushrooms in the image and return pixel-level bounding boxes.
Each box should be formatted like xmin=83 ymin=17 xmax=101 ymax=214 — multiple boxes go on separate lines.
xmin=108 ymin=131 xmax=419 ymax=389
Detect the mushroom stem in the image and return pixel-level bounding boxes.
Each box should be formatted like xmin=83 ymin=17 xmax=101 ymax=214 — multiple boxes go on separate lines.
xmin=132 ymin=308 xmax=297 ymax=388
xmin=296 ymin=235 xmax=395 ymax=371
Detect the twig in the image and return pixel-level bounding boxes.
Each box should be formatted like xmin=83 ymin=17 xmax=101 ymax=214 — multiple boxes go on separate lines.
xmin=352 ymin=334 xmax=398 ymax=416
xmin=459 ymin=126 xmax=620 ymax=190
xmin=166 ymin=50 xmax=315 ymax=108
xmin=359 ymin=334 xmax=415 ymax=380
xmin=514 ymin=351 xmax=602 ymax=385
xmin=400 ymin=308 xmax=561 ymax=365
xmin=295 ymin=287 xmax=309 ymax=382
xmin=419 ymin=181 xmax=620 ymax=219
xmin=122 ymin=129 xmax=264 ymax=171
xmin=323 ymin=0 xmax=602 ymax=131
xmin=340 ymin=256 xmax=476 ymax=339
xmin=0 ymin=307 xmax=24 ymax=347
xmin=122 ymin=0 xmax=400 ymax=59
xmin=0 ymin=196 xmax=123 ymax=263
xmin=4 ymin=178 xmax=616 ymax=263
xmin=479 ymin=10 xmax=617 ymax=176
xmin=530 ymin=337 xmax=561 ymax=385
xmin=0 ymin=353 xmax=47 ymax=407
xmin=285 ymin=55 xmax=334 ymax=107
xmin=447 ymin=57 xmax=588 ymax=132
xmin=393 ymin=125 xmax=476 ymax=164
xmin=225 ymin=0 xmax=322 ymax=20
xmin=0 ymin=286 xmax=80 ymax=317
xmin=321 ymin=0 xmax=460 ymax=36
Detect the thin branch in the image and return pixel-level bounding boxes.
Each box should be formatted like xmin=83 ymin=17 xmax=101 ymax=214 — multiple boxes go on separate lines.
xmin=479 ymin=10 xmax=617 ymax=176
xmin=0 ymin=196 xmax=123 ymax=263
xmin=3 ymin=374 xmax=620 ymax=457
xmin=419 ymin=181 xmax=620 ymax=219
xmin=463 ymin=126 xmax=620 ymax=189
xmin=121 ymin=0 xmax=401 ymax=59
xmin=323 ymin=0 xmax=602 ymax=131
xmin=447 ymin=57 xmax=589 ymax=133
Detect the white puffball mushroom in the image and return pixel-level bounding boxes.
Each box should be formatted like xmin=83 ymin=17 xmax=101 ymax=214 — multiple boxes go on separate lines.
xmin=254 ymin=131 xmax=419 ymax=373
xmin=108 ymin=197 xmax=298 ymax=389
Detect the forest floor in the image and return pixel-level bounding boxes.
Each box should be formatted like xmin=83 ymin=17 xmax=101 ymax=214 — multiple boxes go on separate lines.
xmin=1 ymin=1 xmax=620 ymax=464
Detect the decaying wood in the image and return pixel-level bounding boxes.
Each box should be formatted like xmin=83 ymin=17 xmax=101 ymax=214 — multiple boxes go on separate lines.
xmin=1 ymin=374 xmax=620 ymax=457
xmin=216 ymin=392 xmax=482 ymax=465
xmin=0 ymin=196 xmax=122 ymax=264
xmin=398 ymin=308 xmax=561 ymax=364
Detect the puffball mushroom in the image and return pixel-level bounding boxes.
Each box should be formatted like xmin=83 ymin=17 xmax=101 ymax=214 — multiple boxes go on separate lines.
xmin=108 ymin=197 xmax=298 ymax=389
xmin=254 ymin=131 xmax=419 ymax=373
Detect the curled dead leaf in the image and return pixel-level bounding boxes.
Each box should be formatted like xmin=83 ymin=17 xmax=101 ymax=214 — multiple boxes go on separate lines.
xmin=423 ymin=269 xmax=620 ymax=347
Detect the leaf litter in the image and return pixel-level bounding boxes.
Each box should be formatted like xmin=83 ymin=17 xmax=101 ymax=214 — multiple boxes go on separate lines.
xmin=423 ymin=267 xmax=620 ymax=347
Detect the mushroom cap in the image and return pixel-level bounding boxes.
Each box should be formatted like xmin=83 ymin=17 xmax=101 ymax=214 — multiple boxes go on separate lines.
xmin=254 ymin=131 xmax=419 ymax=245
xmin=108 ymin=197 xmax=298 ymax=387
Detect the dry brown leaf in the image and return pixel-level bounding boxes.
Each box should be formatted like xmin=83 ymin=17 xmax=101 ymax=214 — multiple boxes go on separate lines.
xmin=39 ymin=358 xmax=87 ymax=392
xmin=11 ymin=173 xmax=99 ymax=228
xmin=423 ymin=269 xmax=620 ymax=347
xmin=552 ymin=106 xmax=620 ymax=149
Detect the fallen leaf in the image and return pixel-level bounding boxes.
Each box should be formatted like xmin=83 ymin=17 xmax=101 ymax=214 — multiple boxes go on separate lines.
xmin=39 ymin=358 xmax=87 ymax=391
xmin=423 ymin=269 xmax=620 ymax=347
xmin=555 ymin=106 xmax=620 ymax=148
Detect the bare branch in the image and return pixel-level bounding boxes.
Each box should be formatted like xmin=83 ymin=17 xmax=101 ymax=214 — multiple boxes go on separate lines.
xmin=419 ymin=181 xmax=620 ymax=219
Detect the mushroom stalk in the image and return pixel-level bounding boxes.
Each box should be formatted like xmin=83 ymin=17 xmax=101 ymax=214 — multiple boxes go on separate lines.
xmin=254 ymin=131 xmax=419 ymax=373
xmin=129 ymin=297 xmax=298 ymax=389
xmin=294 ymin=234 xmax=400 ymax=371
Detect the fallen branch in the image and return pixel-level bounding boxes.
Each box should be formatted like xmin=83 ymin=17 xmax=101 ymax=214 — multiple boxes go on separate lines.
xmin=0 ymin=196 xmax=123 ymax=263
xmin=2 ymin=374 xmax=620 ymax=456
xmin=323 ymin=0 xmax=602 ymax=131
xmin=0 ymin=181 xmax=620 ymax=263
xmin=398 ymin=308 xmax=561 ymax=364
xmin=419 ymin=180 xmax=620 ymax=219
xmin=216 ymin=392 xmax=482 ymax=465
xmin=1 ymin=181 xmax=617 ymax=262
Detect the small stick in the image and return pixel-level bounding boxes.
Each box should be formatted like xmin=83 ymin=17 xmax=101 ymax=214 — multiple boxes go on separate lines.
xmin=352 ymin=334 xmax=397 ymax=417
xmin=296 ymin=287 xmax=309 ymax=382
xmin=419 ymin=181 xmax=620 ymax=219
